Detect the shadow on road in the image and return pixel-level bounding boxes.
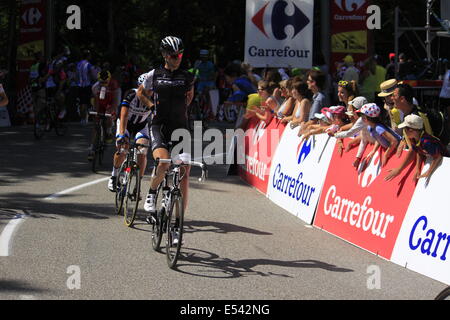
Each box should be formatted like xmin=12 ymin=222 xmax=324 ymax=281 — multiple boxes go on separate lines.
xmin=0 ymin=279 xmax=53 ymax=295
xmin=184 ymin=220 xmax=272 ymax=235
xmin=174 ymin=247 xmax=354 ymax=279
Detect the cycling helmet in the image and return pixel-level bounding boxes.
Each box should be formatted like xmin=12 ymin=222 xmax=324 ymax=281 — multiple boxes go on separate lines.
xmin=160 ymin=36 xmax=184 ymax=54
xmin=137 ymin=73 xmax=148 ymax=86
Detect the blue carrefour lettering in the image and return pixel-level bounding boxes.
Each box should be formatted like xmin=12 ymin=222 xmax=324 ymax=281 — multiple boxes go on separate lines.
xmin=272 ymin=164 xmax=315 ymax=207
xmin=408 ymin=215 xmax=450 ymax=261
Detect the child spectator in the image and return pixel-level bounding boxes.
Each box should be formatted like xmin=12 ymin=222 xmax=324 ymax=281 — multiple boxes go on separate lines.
xmin=337 ymin=80 xmax=358 ymax=109
xmin=357 ymin=103 xmax=402 ymax=168
xmin=398 ymin=114 xmax=448 ymax=181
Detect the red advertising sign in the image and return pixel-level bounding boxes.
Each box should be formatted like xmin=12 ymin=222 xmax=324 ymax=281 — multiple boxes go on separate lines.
xmin=16 ymin=0 xmax=46 ymax=114
xmin=330 ymin=0 xmax=371 ymax=74
xmin=239 ymin=116 xmax=287 ymax=194
xmin=313 ymin=140 xmax=417 ymax=259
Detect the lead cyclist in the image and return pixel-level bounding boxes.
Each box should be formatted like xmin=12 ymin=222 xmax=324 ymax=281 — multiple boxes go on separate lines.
xmin=137 ymin=36 xmax=195 ymax=245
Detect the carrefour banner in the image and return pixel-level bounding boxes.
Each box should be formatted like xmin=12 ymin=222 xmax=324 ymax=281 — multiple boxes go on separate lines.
xmin=245 ymin=0 xmax=314 ymax=68
xmin=267 ymin=129 xmax=336 ymax=224
xmin=239 ymin=117 xmax=287 ymax=194
xmin=391 ymin=158 xmax=450 ymax=285
xmin=313 ymin=143 xmax=417 ymax=260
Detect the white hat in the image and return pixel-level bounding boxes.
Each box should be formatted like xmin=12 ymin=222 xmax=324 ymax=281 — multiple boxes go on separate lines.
xmin=398 ymin=114 xmax=424 ymax=130
xmin=348 ymin=96 xmax=368 ymax=110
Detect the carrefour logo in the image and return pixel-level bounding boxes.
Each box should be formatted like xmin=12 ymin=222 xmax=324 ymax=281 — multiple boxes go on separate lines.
xmin=272 ymin=138 xmax=316 ymax=206
xmin=335 ymin=0 xmax=366 ymax=12
xmin=251 ymin=0 xmax=310 ymax=40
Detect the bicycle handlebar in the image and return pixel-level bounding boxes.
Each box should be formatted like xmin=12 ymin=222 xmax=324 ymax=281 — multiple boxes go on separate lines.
xmin=89 ymin=111 xmax=113 ymax=117
xmin=153 ymin=158 xmax=208 ymax=182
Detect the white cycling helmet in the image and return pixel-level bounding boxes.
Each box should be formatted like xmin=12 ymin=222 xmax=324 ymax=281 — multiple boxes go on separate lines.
xmin=160 ymin=36 xmax=183 ymax=54
xmin=137 ymin=73 xmax=148 ymax=86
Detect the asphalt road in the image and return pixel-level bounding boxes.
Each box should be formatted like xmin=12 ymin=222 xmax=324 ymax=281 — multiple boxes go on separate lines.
xmin=0 ymin=121 xmax=446 ymax=301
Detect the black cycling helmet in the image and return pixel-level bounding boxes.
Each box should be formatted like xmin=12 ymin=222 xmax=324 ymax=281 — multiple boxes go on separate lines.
xmin=160 ymin=36 xmax=184 ymax=55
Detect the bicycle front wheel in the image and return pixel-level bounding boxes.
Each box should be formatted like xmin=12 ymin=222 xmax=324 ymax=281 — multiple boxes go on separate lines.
xmin=151 ymin=184 xmax=165 ymax=252
xmin=124 ymin=164 xmax=140 ymax=227
xmin=166 ymin=194 xmax=184 ymax=269
xmin=435 ymin=286 xmax=450 ymax=300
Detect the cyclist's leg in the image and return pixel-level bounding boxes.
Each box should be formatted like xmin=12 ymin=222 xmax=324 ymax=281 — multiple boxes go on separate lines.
xmin=135 ymin=125 xmax=150 ymax=178
xmin=179 ymin=165 xmax=191 ymax=213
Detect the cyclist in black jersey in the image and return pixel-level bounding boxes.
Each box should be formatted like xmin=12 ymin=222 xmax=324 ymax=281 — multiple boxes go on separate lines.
xmin=137 ymin=36 xmax=195 ymax=226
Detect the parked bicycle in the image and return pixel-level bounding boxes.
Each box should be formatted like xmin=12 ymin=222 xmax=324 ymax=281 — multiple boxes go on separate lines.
xmin=89 ymin=111 xmax=112 ymax=173
xmin=115 ymin=139 xmax=149 ymax=227
xmin=150 ymin=155 xmax=207 ymax=269
xmin=34 ymin=96 xmax=67 ymax=139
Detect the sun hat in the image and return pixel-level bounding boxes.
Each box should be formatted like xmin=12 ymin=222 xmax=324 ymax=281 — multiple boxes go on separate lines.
xmin=356 ymin=103 xmax=381 ymax=118
xmin=314 ymin=113 xmax=330 ymax=123
xmin=378 ymin=79 xmax=398 ymax=97
xmin=398 ymin=114 xmax=424 ymax=130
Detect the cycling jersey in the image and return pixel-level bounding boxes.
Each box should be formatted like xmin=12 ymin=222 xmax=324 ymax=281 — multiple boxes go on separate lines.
xmin=120 ymin=89 xmax=154 ymax=126
xmin=143 ymin=67 xmax=195 ymax=146
xmin=77 ymin=60 xmax=95 ymax=87
xmin=92 ymin=79 xmax=120 ymax=113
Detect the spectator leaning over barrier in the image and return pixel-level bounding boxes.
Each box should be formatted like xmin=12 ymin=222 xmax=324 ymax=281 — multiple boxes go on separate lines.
xmin=306 ymin=69 xmax=328 ymax=121
xmin=398 ymin=114 xmax=449 ymax=181
xmin=282 ymin=81 xmax=311 ymax=130
xmin=251 ymin=80 xmax=279 ymax=125
xmin=300 ymin=106 xmax=347 ymax=145
xmin=357 ymin=103 xmax=402 ymax=168
xmin=337 ymin=80 xmax=358 ymax=109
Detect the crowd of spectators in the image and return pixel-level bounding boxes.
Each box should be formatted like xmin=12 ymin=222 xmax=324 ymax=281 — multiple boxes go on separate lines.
xmin=221 ymin=53 xmax=449 ymax=182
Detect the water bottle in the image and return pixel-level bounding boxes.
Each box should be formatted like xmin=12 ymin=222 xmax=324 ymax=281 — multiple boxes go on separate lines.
xmin=100 ymin=86 xmax=106 ymax=100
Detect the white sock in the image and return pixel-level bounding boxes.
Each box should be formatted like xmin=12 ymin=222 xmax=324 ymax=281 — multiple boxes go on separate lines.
xmin=112 ymin=167 xmax=119 ymax=177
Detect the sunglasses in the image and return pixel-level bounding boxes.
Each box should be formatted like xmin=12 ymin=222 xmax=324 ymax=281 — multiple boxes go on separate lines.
xmin=338 ymin=80 xmax=349 ymax=86
xmin=258 ymin=88 xmax=267 ymax=91
xmin=169 ymin=52 xmax=183 ymax=60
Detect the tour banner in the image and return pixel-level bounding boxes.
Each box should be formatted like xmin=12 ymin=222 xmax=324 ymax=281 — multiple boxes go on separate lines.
xmin=245 ymin=0 xmax=314 ymax=68
xmin=313 ymin=142 xmax=417 ymax=260
xmin=330 ymin=0 xmax=371 ymax=74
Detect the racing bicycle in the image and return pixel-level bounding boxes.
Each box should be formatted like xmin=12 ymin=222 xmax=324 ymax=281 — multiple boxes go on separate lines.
xmin=115 ymin=139 xmax=149 ymax=227
xmin=149 ymin=155 xmax=207 ymax=269
xmin=89 ymin=111 xmax=112 ymax=173
xmin=34 ymin=96 xmax=68 ymax=139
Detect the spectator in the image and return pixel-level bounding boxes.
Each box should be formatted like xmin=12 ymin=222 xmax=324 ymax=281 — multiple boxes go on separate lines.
xmin=241 ymin=62 xmax=261 ymax=89
xmin=342 ymin=55 xmax=360 ymax=83
xmin=282 ymin=81 xmax=311 ymax=129
xmin=359 ymin=57 xmax=378 ymax=103
xmin=398 ymin=53 xmax=416 ymax=80
xmin=251 ymin=80 xmax=279 ymax=125
xmin=385 ymin=53 xmax=396 ymax=80
xmin=357 ymin=103 xmax=402 ymax=168
xmin=337 ymin=80 xmax=358 ymax=109
xmin=276 ymin=79 xmax=295 ymax=118
xmin=298 ymin=111 xmax=332 ymax=141
xmin=398 ymin=114 xmax=448 ymax=181
xmin=306 ymin=69 xmax=329 ymax=120
xmin=263 ymin=68 xmax=283 ymax=104
xmin=378 ymin=79 xmax=403 ymax=135
xmin=76 ymin=49 xmax=98 ymax=125
xmin=194 ymin=49 xmax=217 ymax=93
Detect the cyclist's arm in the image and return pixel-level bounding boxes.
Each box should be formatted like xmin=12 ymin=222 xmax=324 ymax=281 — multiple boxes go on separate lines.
xmin=91 ymin=84 xmax=99 ymax=111
xmin=186 ymin=86 xmax=194 ymax=106
xmin=137 ymin=84 xmax=154 ymax=108
xmin=119 ymin=107 xmax=129 ymax=137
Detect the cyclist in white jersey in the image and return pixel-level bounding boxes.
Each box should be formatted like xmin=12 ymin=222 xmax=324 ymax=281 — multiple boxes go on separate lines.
xmin=107 ymin=73 xmax=154 ymax=191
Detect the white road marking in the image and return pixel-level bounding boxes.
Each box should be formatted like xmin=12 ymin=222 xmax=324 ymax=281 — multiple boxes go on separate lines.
xmin=44 ymin=177 xmax=109 ymax=201
xmin=0 ymin=214 xmax=26 ymax=257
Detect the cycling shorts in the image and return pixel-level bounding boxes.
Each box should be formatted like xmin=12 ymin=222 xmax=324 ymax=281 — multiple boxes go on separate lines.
xmin=115 ymin=119 xmax=149 ymax=147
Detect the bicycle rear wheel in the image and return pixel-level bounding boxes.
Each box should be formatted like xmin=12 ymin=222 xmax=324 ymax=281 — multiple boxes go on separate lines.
xmin=166 ymin=194 xmax=184 ymax=269
xmin=91 ymin=126 xmax=102 ymax=173
xmin=124 ymin=164 xmax=140 ymax=227
xmin=115 ymin=161 xmax=128 ymax=215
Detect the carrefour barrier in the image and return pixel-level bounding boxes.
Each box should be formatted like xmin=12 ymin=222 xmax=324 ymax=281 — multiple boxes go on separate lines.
xmin=267 ymin=125 xmax=336 ymax=224
xmin=390 ymin=157 xmax=450 ymax=285
xmin=238 ymin=117 xmax=449 ymax=285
